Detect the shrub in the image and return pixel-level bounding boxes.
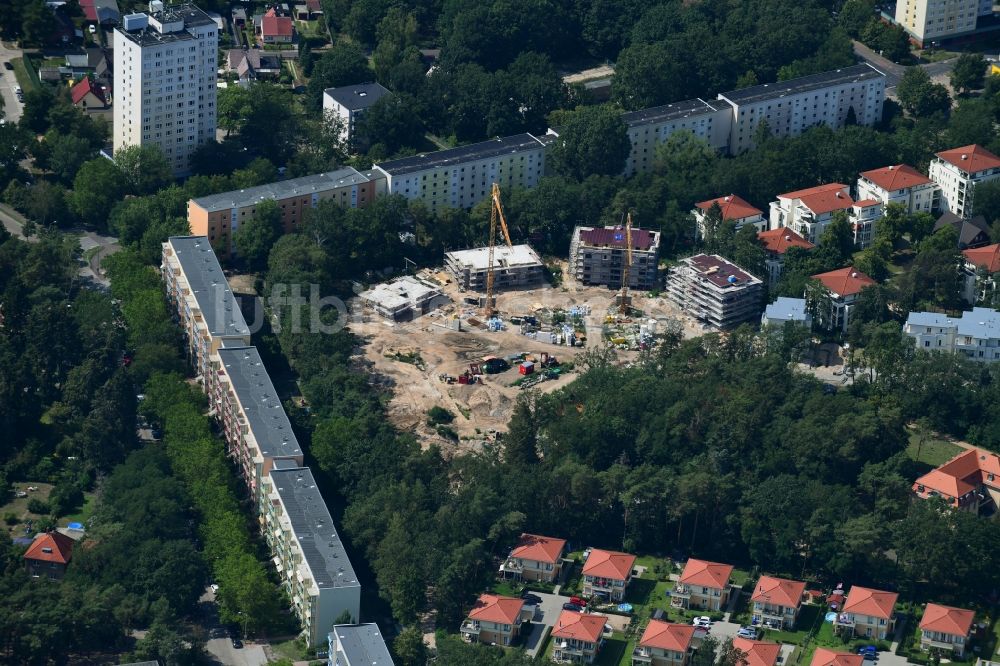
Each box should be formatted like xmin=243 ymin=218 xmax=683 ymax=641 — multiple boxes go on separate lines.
xmin=27 ymin=498 xmax=50 ymax=515
xmin=436 ymin=425 xmax=459 ymax=441
xmin=426 ymin=406 xmax=454 ymax=425
xmin=3 ymin=513 xmax=18 ymax=525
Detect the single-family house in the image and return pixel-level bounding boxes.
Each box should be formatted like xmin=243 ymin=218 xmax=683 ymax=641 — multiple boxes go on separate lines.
xmin=226 ymin=49 xmax=282 ymax=80
xmin=731 ymin=638 xmax=781 ymax=666
xmin=693 ymin=194 xmax=765 ymax=240
xmin=919 ymin=603 xmax=974 ymax=657
xmin=582 ymin=549 xmax=636 ymax=602
xmin=500 ymin=533 xmax=567 ymax=583
xmin=758 ymin=227 xmax=814 ymax=286
xmin=934 ymin=212 xmax=990 ymax=249
xmin=833 ymin=586 xmax=897 ymax=639
xmin=24 ymin=531 xmax=75 ymax=580
xmin=461 ymin=594 xmax=529 ymax=647
xmin=71 ymin=77 xmax=107 ymax=109
xmin=809 ymin=267 xmax=876 ymax=332
xmin=258 ymin=8 xmax=294 ymax=43
xmin=811 ymin=648 xmax=864 ymax=666
xmin=632 ymin=621 xmax=696 ymax=666
xmin=552 ymin=610 xmax=608 ymax=664
xmin=912 ymin=447 xmax=1000 ymax=512
xmin=672 ymin=559 xmax=733 ymax=611
xmin=751 ymin=576 xmax=806 ymax=630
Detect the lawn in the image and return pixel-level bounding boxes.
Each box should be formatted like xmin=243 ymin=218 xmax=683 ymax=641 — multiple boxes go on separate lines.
xmin=11 ymin=56 xmax=40 ymax=94
xmin=1 ymin=482 xmax=54 ymax=525
xmin=906 ymin=429 xmax=962 ymax=467
xmin=58 ymin=491 xmax=96 ymax=528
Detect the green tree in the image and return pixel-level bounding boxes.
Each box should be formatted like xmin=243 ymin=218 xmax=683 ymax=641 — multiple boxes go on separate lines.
xmin=393 ymin=626 xmax=427 ymax=666
xmin=355 ymin=94 xmax=425 ymax=155
xmin=838 ymin=0 xmax=877 ymax=37
xmin=946 ymin=98 xmax=995 ymax=147
xmin=612 ymin=42 xmax=685 ymax=110
xmin=549 ymin=105 xmax=630 ymax=180
xmin=306 ymin=43 xmax=373 ymax=113
xmin=950 ymin=53 xmax=987 ymax=94
xmin=897 ymin=67 xmax=951 ymax=117
xmin=70 ymin=158 xmax=127 ymax=228
xmin=114 ymin=144 xmax=172 ymax=195
xmin=233 ymin=199 xmax=282 ymax=270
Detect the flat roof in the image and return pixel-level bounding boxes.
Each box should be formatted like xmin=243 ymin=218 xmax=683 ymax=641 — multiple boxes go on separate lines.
xmin=764 ymin=297 xmax=808 ymax=322
xmin=718 ymin=63 xmax=883 ymax=107
xmin=622 ymin=98 xmax=721 ymax=127
xmin=191 ymin=168 xmax=370 ymax=213
xmin=329 ymin=624 xmax=395 ymax=665
xmin=908 ymin=307 xmax=1000 ymax=339
xmin=360 ymin=276 xmax=442 ymax=311
xmin=323 ymin=82 xmax=391 ymax=111
xmin=270 ymin=467 xmax=359 ymax=590
xmin=167 ymin=236 xmax=250 ymax=337
xmin=446 ymin=244 xmax=542 ymax=271
xmin=117 ymin=3 xmax=215 ymax=46
xmin=375 ymin=134 xmax=546 ymax=177
xmin=685 ymin=253 xmax=762 ymax=289
xmin=217 ymin=346 xmax=302 ymax=460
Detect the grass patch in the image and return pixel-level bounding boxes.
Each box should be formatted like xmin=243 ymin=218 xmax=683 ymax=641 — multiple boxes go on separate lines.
xmin=270 ymin=637 xmax=311 ymax=661
xmin=11 ymin=57 xmax=40 ymax=94
xmin=596 ymin=635 xmax=628 ymax=665
xmin=906 ymin=429 xmax=962 ymax=467
xmin=58 ymin=491 xmax=95 ymax=527
xmin=916 ymin=49 xmax=960 ymax=63
xmin=489 ymin=580 xmax=519 ymax=597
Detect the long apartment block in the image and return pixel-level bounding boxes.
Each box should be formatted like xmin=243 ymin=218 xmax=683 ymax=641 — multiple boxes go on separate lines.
xmin=665 ymin=254 xmax=764 ymax=329
xmin=622 ymin=98 xmax=732 ymax=176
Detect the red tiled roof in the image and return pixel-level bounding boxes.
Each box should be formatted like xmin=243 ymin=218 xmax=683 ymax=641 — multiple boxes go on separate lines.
xmin=920 ymin=604 xmax=975 ymax=636
xmin=71 ymin=77 xmax=105 ymax=105
xmin=583 ymin=549 xmax=636 ymax=581
xmin=261 ymin=8 xmax=293 ymax=37
xmin=854 ymin=199 xmax=880 ymax=208
xmin=860 ymin=165 xmax=933 ymax=192
xmin=913 ymin=468 xmax=976 ymax=504
xmin=842 ymin=586 xmax=897 ymax=619
xmin=679 ymin=559 xmax=733 ymax=589
xmin=510 ymin=533 xmax=566 ymax=564
xmin=732 ymin=638 xmax=782 ymax=666
xmin=936 ymin=144 xmax=1000 ymax=173
xmin=23 ymin=532 xmax=75 ymax=565
xmin=812 ymin=648 xmax=864 ymax=666
xmin=696 ymin=194 xmax=763 ymax=221
xmin=779 ymin=183 xmax=853 ymax=215
xmin=757 ymin=228 xmax=814 ymax=255
xmin=639 ymin=621 xmax=696 ymax=652
xmin=305 ymin=0 xmax=321 ymax=11
xmin=963 ymin=244 xmax=1000 ymax=272
xmin=752 ymin=576 xmax=806 ymax=608
xmin=579 ymin=227 xmax=656 ymax=251
xmin=913 ymin=448 xmax=1000 ymax=503
xmin=811 ymin=267 xmax=876 ymax=297
xmin=467 ymin=594 xmax=524 ymax=625
xmin=552 ymin=610 xmax=607 ymax=643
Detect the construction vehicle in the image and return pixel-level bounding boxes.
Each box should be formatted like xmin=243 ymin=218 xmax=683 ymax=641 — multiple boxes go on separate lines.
xmin=484 ymin=182 xmax=513 ymax=318
xmin=619 ymin=211 xmax=633 ymax=314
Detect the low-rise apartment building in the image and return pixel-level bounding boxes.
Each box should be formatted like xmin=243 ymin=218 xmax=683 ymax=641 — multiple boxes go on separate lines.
xmin=757 ymin=228 xmax=814 ymax=286
xmin=904 ymin=308 xmax=1000 ymax=361
xmin=327 ymin=623 xmax=394 ymax=666
xmin=731 ymin=638 xmax=781 ymax=666
xmin=260 ymin=465 xmax=361 ymax=646
xmin=552 ymin=610 xmax=608 ymax=664
xmin=809 ymin=267 xmax=876 ymax=332
xmin=961 ymin=243 xmax=1000 ymax=303
xmin=851 ymin=199 xmax=884 ymax=249
xmin=632 ymin=621 xmax=695 ymax=666
xmin=769 ymin=184 xmax=861 ymax=246
xmin=928 ymin=144 xmax=1000 ymax=219
xmin=162 ymin=236 xmax=251 ymax=382
xmin=445 ymin=245 xmax=545 ymax=292
xmin=919 ymin=604 xmax=974 ymax=657
xmin=672 ymin=559 xmax=733 ymax=612
xmin=569 ymin=226 xmax=661 ymax=290
xmin=622 ymin=99 xmax=732 ymax=176
xmin=912 ymin=447 xmax=1000 ymax=511
xmin=322 ymin=82 xmax=392 ymax=146
xmin=811 ymin=648 xmax=863 ymax=666
xmin=665 ymin=254 xmax=764 ymax=329
xmin=461 ymin=594 xmax=529 ymax=646
xmin=751 ymin=576 xmax=806 ymax=630
xmin=582 ymin=549 xmax=636 ymax=602
xmin=833 ymin=586 xmax=897 ymax=640
xmin=693 ymin=194 xmax=765 ymax=240
xmin=762 ymin=297 xmax=811 ymax=329
xmin=499 ymin=533 xmax=567 ymax=583
xmin=856 ymin=164 xmax=939 ymax=215
xmin=187 ymin=168 xmax=382 ymax=258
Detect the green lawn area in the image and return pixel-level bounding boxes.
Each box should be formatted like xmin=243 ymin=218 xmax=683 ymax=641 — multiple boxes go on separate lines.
xmin=270 ymin=637 xmax=312 ymax=661
xmin=489 ymin=580 xmax=519 ymax=597
xmin=58 ymin=491 xmax=96 ymax=528
xmin=11 ymin=57 xmax=40 ymax=94
xmin=906 ymin=429 xmax=963 ymax=467
xmin=915 ymin=48 xmax=960 ymax=63
xmin=597 ymin=635 xmax=628 ymax=665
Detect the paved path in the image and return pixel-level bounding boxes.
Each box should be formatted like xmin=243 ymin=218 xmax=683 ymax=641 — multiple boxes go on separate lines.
xmin=523 ymin=591 xmax=570 ymax=657
xmin=0 ymin=41 xmax=24 ymax=123
xmin=0 ymin=203 xmax=31 ymax=240
xmin=852 ymin=40 xmax=960 ymax=98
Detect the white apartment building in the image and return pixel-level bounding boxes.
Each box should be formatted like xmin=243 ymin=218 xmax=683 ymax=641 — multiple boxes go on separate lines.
xmin=928 ymin=144 xmax=1000 ymax=219
xmin=762 ymin=297 xmax=811 ymax=329
xmin=895 ymin=0 xmax=989 ymax=46
xmin=856 ymin=164 xmax=939 ymax=215
xmin=905 ymin=307 xmax=1000 ymax=361
xmin=114 ymin=3 xmax=218 ymax=176
xmin=769 ymin=183 xmax=854 ymax=244
xmin=621 ymin=98 xmax=732 ymax=176
xmin=327 ymin=624 xmax=395 ymax=666
xmin=717 ymin=64 xmax=885 ymax=154
xmin=261 ymin=465 xmax=362 ymax=647
xmin=322 ymin=82 xmax=391 ymax=147
xmin=851 ymin=198 xmax=884 ymax=249
xmin=810 ymin=267 xmax=876 ymax=332
xmin=665 ymin=254 xmax=764 ymax=329
xmin=693 ymin=194 xmax=765 ymax=240
xmin=372 ymin=134 xmax=549 ymax=212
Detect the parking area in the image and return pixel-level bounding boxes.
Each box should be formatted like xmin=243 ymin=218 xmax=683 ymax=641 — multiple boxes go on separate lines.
xmin=521 ymin=591 xmax=571 ymax=656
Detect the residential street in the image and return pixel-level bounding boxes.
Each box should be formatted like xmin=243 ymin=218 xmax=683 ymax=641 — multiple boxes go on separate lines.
xmin=852 ymin=40 xmax=960 ymax=97
xmin=0 ymin=41 xmax=25 ymax=123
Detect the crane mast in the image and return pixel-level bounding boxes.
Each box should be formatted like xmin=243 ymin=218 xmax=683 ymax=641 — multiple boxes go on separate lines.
xmin=619 ymin=212 xmax=633 ymax=314
xmin=485 ymin=182 xmax=513 ymax=317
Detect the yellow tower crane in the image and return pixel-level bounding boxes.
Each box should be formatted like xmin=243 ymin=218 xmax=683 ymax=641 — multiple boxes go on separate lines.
xmin=485 ymin=182 xmax=513 ymax=317
xmin=619 ymin=212 xmax=633 ymax=314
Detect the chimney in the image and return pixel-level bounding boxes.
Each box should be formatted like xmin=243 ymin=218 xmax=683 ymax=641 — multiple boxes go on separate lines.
xmin=850 ymin=271 xmax=858 ymax=278
xmin=784 ymin=235 xmax=791 ymax=241
xmin=724 ymin=195 xmax=732 ymax=202
xmin=835 ymin=192 xmax=842 ymax=198
xmin=887 ymin=165 xmax=894 ymax=170
xmin=962 ymin=154 xmax=968 ymax=160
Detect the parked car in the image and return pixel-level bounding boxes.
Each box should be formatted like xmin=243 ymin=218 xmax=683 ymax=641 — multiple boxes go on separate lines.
xmin=562 ymin=603 xmax=583 ymax=612
xmin=88 ymin=24 xmax=96 ymax=33
xmin=692 ymin=616 xmax=712 ymax=628
xmin=231 ymin=637 xmax=243 ymax=649
xmin=3 ymin=62 xmax=12 ymax=70
xmin=521 ymin=592 xmax=542 ymax=605
xmin=737 ymin=627 xmax=759 ymax=639
xmin=569 ymin=596 xmax=586 ymax=607
xmin=857 ymin=646 xmax=878 ymax=657
xmin=13 ymin=86 xmax=21 ymax=95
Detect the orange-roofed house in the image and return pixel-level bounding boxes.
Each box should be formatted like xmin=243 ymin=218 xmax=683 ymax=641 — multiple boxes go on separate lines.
xmin=768 ymin=184 xmax=855 ymax=245
xmin=552 ymin=610 xmax=608 ymax=663
xmin=919 ymin=603 xmax=975 ymax=657
xmin=758 ymin=227 xmax=814 ymax=286
xmin=461 ymin=594 xmax=530 ymax=646
xmin=811 ymin=648 xmax=864 ymax=666
xmin=582 ymin=549 xmax=636 ymax=602
xmin=912 ymin=447 xmax=1000 ymax=512
xmin=929 ymin=144 xmax=1000 ymax=218
xmin=962 ymin=243 xmax=1000 ymax=304
xmin=809 ymin=267 xmax=877 ymax=332
xmin=500 ymin=533 xmax=567 ymax=583
xmin=693 ymin=194 xmax=765 ymax=240
xmin=633 ymin=621 xmax=696 ymax=666
xmin=751 ymin=576 xmax=806 ymax=629
xmin=70 ymin=77 xmax=106 ymax=110
xmin=258 ymin=8 xmax=294 ymax=44
xmin=672 ymin=559 xmax=734 ymax=612
xmin=24 ymin=531 xmax=75 ymax=580
xmin=833 ymin=586 xmax=898 ymax=639
xmin=732 ymin=638 xmax=781 ymax=666
xmin=850 ymin=198 xmax=884 ymax=249
xmin=856 ymin=164 xmax=939 ymax=215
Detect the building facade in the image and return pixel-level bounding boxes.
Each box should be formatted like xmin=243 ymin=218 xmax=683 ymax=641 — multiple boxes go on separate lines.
xmin=581 ymin=549 xmax=636 ymax=602
xmin=327 ymin=624 xmax=395 ymax=666
xmin=693 ymin=194 xmax=765 ymax=240
xmin=622 ymin=99 xmax=732 ymax=176
xmin=809 ymin=267 xmax=876 ymax=333
xmin=114 ymin=3 xmax=218 ymax=176
xmin=962 ymin=243 xmax=1000 ymax=303
xmin=499 ymin=533 xmax=567 ymax=583
xmin=461 ymin=594 xmax=529 ymax=646
xmin=665 ymin=255 xmax=764 ymax=329
xmin=672 ymin=559 xmax=733 ymax=612
xmin=751 ymin=576 xmax=806 ymax=630
xmin=761 ymin=297 xmax=811 ymax=330
xmin=757 ymin=228 xmax=814 ymax=287
xmin=928 ymin=144 xmax=1000 ymax=219
xmin=856 ymin=164 xmax=939 ymax=215
xmin=552 ymin=610 xmax=608 ymax=664
xmin=322 ymin=82 xmax=392 ymax=146
xmin=912 ymin=447 xmax=1000 ymax=511
xmin=444 ymin=245 xmax=544 ymax=292
xmin=569 ymin=226 xmax=661 ymax=290
xmin=768 ymin=184 xmax=855 ymax=245
xmin=919 ymin=604 xmax=974 ymax=657
xmin=894 ymin=0 xmax=990 ymax=46
xmin=633 ymin=621 xmax=695 ymax=666
xmin=833 ymin=587 xmax=897 ymax=640
xmin=358 ymin=276 xmax=446 ymax=321
xmin=904 ymin=307 xmax=1000 ymax=361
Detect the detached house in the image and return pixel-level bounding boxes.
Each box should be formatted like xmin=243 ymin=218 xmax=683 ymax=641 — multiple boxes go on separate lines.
xmin=919 ymin=603 xmax=974 ymax=657
xmin=552 ymin=610 xmax=608 ymax=664
xmin=833 ymin=586 xmax=898 ymax=640
xmin=731 ymin=638 xmax=781 ymax=666
xmin=693 ymin=194 xmax=765 ymax=240
xmin=751 ymin=576 xmax=806 ymax=630
xmin=461 ymin=594 xmax=529 ymax=647
xmin=811 ymin=648 xmax=864 ymax=666
xmin=24 ymin=532 xmax=75 ymax=580
xmin=758 ymin=227 xmax=814 ymax=286
xmin=809 ymin=267 xmax=876 ymax=332
xmin=856 ymin=164 xmax=938 ymax=215
xmin=500 ymin=533 xmax=567 ymax=583
xmin=633 ymin=621 xmax=696 ymax=666
xmin=582 ymin=549 xmax=636 ymax=602
xmin=961 ymin=243 xmax=1000 ymax=304
xmin=258 ymin=8 xmax=293 ymax=43
xmin=912 ymin=447 xmax=1000 ymax=512
xmin=673 ymin=559 xmax=733 ymax=611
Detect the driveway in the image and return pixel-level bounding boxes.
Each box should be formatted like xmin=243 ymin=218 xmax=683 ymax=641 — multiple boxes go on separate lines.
xmin=0 ymin=41 xmax=24 ymax=123
xmin=206 ymin=637 xmax=267 ymax=666
xmin=522 ymin=591 xmax=571 ymax=657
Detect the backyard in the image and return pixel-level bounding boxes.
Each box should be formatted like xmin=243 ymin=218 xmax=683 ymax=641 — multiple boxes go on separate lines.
xmin=906 ymin=428 xmax=963 ymax=468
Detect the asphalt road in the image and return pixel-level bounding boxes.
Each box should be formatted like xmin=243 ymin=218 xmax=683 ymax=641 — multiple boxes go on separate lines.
xmin=852 ymin=40 xmax=960 ymax=97
xmin=0 ymin=41 xmax=24 ymax=123
xmin=522 ymin=591 xmax=571 ymax=657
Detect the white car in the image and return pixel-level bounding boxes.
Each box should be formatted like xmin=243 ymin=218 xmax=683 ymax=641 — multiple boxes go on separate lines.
xmin=737 ymin=627 xmax=758 ymax=639
xmin=692 ymin=616 xmax=712 ymax=628
xmin=13 ymin=86 xmax=21 ymax=95
xmin=210 ymin=583 xmax=219 ymax=593
xmin=88 ymin=24 xmax=96 ymax=34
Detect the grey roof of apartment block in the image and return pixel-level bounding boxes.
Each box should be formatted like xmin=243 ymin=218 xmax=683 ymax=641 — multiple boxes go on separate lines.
xmin=167 ymin=236 xmax=250 ymax=337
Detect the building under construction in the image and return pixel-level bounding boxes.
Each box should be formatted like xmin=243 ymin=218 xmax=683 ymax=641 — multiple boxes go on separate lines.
xmin=569 ymin=225 xmax=661 ymax=290
xmin=359 ymin=275 xmax=447 ymax=321
xmin=444 ymin=245 xmax=544 ymax=292
xmin=665 ymin=254 xmax=763 ymax=329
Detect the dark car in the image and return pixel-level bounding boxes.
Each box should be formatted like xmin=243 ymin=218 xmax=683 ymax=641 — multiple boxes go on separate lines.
xmin=521 ymin=591 xmax=542 ymax=605
xmin=3 ymin=62 xmax=13 ymax=70
xmin=857 ymin=646 xmax=877 ymax=657
xmin=562 ymin=603 xmax=583 ymax=612
xmin=231 ymin=637 xmax=243 ymax=649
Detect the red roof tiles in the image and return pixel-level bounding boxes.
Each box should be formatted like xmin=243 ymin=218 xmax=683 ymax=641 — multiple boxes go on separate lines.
xmin=752 ymin=576 xmax=806 ymax=608
xmin=579 ymin=227 xmax=657 ymax=251
xmin=732 ymin=638 xmax=782 ymax=666
xmin=811 ymin=267 xmax=876 ymax=297
xmin=696 ymin=194 xmax=763 ymax=221
xmin=963 ymin=244 xmax=1000 ymax=273
xmin=779 ymin=184 xmax=854 ymax=215
xmin=860 ymin=165 xmax=933 ymax=192
xmin=639 ymin=621 xmax=696 ymax=652
xmin=582 ymin=549 xmax=636 ymax=581
xmin=552 ymin=610 xmax=607 ymax=643
xmin=811 ymin=648 xmax=864 ymax=666
xmin=936 ymin=144 xmax=1000 ymax=174
xmin=920 ymin=604 xmax=975 ymax=636
xmin=913 ymin=447 xmax=1000 ymax=504
xmin=842 ymin=586 xmax=897 ymax=619
xmin=261 ymin=8 xmax=293 ymax=37
xmin=510 ymin=533 xmax=566 ymax=564
xmin=71 ymin=77 xmax=105 ymax=105
xmin=23 ymin=532 xmax=75 ymax=565
xmin=757 ymin=228 xmax=814 ymax=255
xmin=679 ymin=559 xmax=733 ymax=589
xmin=467 ymin=594 xmax=525 ymax=625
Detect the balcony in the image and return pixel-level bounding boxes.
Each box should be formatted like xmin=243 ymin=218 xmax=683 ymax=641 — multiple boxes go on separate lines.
xmin=921 ymin=637 xmax=959 ymax=652
xmin=499 ymin=558 xmax=524 ymax=576
xmin=633 ymin=646 xmax=653 ymax=663
xmin=555 ymin=641 xmax=585 ymax=656
xmin=833 ymin=614 xmax=855 ymax=628
xmin=461 ymin=622 xmax=482 ymax=640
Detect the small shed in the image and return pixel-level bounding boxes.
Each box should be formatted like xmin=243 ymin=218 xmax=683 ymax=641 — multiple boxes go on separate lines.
xmin=519 ymin=361 xmax=535 ymax=375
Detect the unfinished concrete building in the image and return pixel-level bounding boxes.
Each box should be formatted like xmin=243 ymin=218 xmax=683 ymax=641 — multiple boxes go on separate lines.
xmin=359 ymin=276 xmax=447 ymax=321
xmin=444 ymin=245 xmax=544 ymax=292
xmin=569 ymin=225 xmax=661 ymax=290
xmin=665 ymin=254 xmax=763 ymax=328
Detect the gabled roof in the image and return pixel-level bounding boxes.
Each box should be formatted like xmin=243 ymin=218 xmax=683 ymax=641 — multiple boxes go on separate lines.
xmin=261 ymin=8 xmax=293 ymax=37
xmin=936 ymin=213 xmax=989 ymax=248
xmin=582 ymin=549 xmax=636 ymax=581
xmin=779 ymin=183 xmax=853 ymax=215
xmin=24 ymin=531 xmax=75 ymax=565
xmin=936 ymin=144 xmax=1000 ymax=173
xmin=696 ymin=194 xmax=763 ymax=221
xmin=913 ymin=468 xmax=976 ymax=503
xmin=71 ymin=77 xmax=105 ymax=105
xmin=811 ymin=267 xmax=876 ymax=297
xmin=842 ymin=586 xmax=897 ymax=619
xmin=467 ymin=594 xmax=524 ymax=625
xmin=859 ymin=164 xmax=933 ymax=192
xmin=811 ymin=648 xmax=864 ymax=666
xmin=920 ymin=604 xmax=975 ymax=636
xmin=639 ymin=621 xmax=696 ymax=652
xmin=963 ymin=244 xmax=1000 ymax=273
xmin=679 ymin=559 xmax=733 ymax=589
xmin=913 ymin=447 xmax=1000 ymax=503
xmin=752 ymin=576 xmax=806 ymax=608
xmin=510 ymin=533 xmax=566 ymax=564
xmin=552 ymin=610 xmax=607 ymax=643
xmin=757 ymin=228 xmax=814 ymax=255
xmin=732 ymin=638 xmax=782 ymax=666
